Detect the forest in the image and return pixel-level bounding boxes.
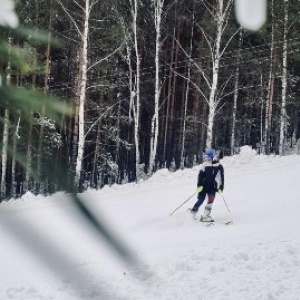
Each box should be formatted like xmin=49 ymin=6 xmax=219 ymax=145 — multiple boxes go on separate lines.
xmin=0 ymin=0 xmax=300 ymax=200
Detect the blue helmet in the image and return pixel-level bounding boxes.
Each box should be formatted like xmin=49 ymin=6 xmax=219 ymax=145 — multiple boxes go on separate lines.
xmin=204 ymin=148 xmax=215 ymax=159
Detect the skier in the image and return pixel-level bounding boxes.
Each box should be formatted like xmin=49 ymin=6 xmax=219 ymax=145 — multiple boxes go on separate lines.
xmin=189 ymin=148 xmax=224 ymax=222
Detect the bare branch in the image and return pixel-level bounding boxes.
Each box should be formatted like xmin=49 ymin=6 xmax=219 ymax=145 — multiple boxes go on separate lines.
xmin=215 ymin=74 xmax=234 ymax=105
xmin=173 ymin=70 xmax=209 ymax=105
xmin=87 ymin=39 xmax=126 ymax=72
xmin=86 ymin=84 xmax=115 ymax=91
xmin=56 ymin=0 xmax=83 ymax=38
xmin=85 ymin=102 xmax=120 ymax=138
xmin=72 ymin=0 xmax=85 ymax=12
xmin=223 ymin=0 xmax=233 ymax=19
xmin=175 ymin=39 xmax=211 ymax=89
xmin=220 ymin=27 xmax=242 ymax=58
xmin=196 ymin=24 xmax=213 ymax=59
xmin=202 ymin=0 xmax=215 ymax=18
xmin=89 ymin=0 xmax=99 ymax=13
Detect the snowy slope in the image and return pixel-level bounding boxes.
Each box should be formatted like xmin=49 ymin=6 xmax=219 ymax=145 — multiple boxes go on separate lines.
xmin=0 ymin=146 xmax=300 ymax=300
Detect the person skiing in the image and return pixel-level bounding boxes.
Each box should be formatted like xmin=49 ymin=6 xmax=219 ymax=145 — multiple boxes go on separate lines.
xmin=189 ymin=148 xmax=224 ymax=222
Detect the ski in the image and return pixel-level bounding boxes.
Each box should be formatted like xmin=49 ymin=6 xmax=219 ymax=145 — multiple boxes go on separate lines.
xmin=199 ymin=220 xmax=233 ymax=226
xmin=187 ymin=209 xmax=233 ymax=226
xmin=200 ymin=220 xmax=215 ymax=227
xmin=224 ymin=220 xmax=233 ymax=225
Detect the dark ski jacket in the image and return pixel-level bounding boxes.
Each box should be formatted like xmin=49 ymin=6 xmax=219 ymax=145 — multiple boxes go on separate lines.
xmin=197 ymin=160 xmax=224 ymax=193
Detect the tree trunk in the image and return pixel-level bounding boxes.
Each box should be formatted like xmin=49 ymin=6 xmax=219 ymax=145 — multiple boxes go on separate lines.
xmin=206 ymin=0 xmax=228 ymax=148
xmin=1 ymin=108 xmax=9 ymax=200
xmin=37 ymin=0 xmax=54 ymax=193
xmin=279 ymin=0 xmax=288 ymax=156
xmin=149 ymin=0 xmax=164 ymax=174
xmin=230 ymin=29 xmax=242 ymax=155
xmin=75 ymin=0 xmax=90 ymax=188
xmin=91 ymin=119 xmax=101 ymax=188
xmin=131 ymin=0 xmax=142 ymax=180
xmin=1 ymin=37 xmax=12 ymax=200
xmin=264 ymin=0 xmax=275 ymax=155
xmin=180 ymin=2 xmax=195 ymax=169
xmin=163 ymin=5 xmax=178 ymax=167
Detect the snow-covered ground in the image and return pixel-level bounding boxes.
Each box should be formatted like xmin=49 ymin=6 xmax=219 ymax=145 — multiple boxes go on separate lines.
xmin=1 ymin=146 xmax=300 ymax=300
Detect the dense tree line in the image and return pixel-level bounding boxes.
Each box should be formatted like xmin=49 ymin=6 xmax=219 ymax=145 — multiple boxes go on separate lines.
xmin=1 ymin=0 xmax=300 ymax=200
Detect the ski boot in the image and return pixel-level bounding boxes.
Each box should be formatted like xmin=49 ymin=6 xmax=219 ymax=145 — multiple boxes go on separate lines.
xmin=187 ymin=208 xmax=197 ymax=214
xmin=200 ymin=214 xmax=214 ymax=222
xmin=200 ymin=206 xmax=214 ymax=222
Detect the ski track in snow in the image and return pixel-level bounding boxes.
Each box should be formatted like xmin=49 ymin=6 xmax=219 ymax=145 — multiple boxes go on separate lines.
xmin=1 ymin=146 xmax=300 ymax=300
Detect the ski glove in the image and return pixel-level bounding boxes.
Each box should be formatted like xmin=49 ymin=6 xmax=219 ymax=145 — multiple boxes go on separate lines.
xmin=218 ymin=185 xmax=224 ymax=194
xmin=197 ymin=186 xmax=203 ymax=193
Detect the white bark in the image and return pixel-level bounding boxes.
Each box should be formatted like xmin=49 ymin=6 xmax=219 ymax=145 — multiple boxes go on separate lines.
xmin=279 ymin=0 xmax=288 ymax=156
xmin=75 ymin=0 xmax=90 ymax=186
xmin=1 ymin=108 xmax=9 ymax=199
xmin=129 ymin=0 xmax=142 ymax=178
xmin=149 ymin=0 xmax=164 ymax=174
xmin=1 ymin=37 xmax=12 ymax=199
xmin=231 ymin=29 xmax=242 ymax=155
xmin=206 ymin=0 xmax=233 ymax=148
xmin=264 ymin=0 xmax=274 ymax=155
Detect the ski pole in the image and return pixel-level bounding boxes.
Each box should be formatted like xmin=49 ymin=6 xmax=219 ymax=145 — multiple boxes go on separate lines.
xmin=219 ymin=193 xmax=233 ymax=225
xmin=220 ymin=192 xmax=231 ymax=213
xmin=169 ymin=191 xmax=197 ymax=216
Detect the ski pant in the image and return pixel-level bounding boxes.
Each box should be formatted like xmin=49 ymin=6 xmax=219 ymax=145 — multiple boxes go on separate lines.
xmin=192 ymin=190 xmax=216 ymax=213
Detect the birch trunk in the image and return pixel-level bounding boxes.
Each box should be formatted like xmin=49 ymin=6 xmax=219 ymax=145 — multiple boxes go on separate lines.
xmin=230 ymin=29 xmax=242 ymax=155
xmin=149 ymin=0 xmax=164 ymax=174
xmin=1 ymin=108 xmax=9 ymax=200
xmin=11 ymin=37 xmax=20 ymax=197
xmin=264 ymin=0 xmax=275 ymax=155
xmin=130 ymin=0 xmax=142 ymax=179
xmin=279 ymin=0 xmax=288 ymax=156
xmin=74 ymin=0 xmax=90 ymax=187
xmin=205 ymin=0 xmax=233 ymax=148
xmin=1 ymin=37 xmax=12 ymax=199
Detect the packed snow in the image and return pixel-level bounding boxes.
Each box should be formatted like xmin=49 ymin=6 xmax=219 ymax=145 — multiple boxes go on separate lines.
xmin=1 ymin=146 xmax=300 ymax=300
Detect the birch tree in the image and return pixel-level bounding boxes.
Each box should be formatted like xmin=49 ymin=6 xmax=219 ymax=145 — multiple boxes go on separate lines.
xmin=230 ymin=29 xmax=243 ymax=155
xmin=149 ymin=0 xmax=164 ymax=174
xmin=74 ymin=0 xmax=90 ymax=187
xmin=56 ymin=0 xmax=93 ymax=188
xmin=1 ymin=108 xmax=9 ymax=200
xmin=0 ymin=37 xmax=12 ymax=199
xmin=204 ymin=0 xmax=234 ymax=148
xmin=178 ymin=0 xmax=236 ymax=150
xmin=279 ymin=0 xmax=288 ymax=156
xmin=128 ymin=0 xmax=142 ymax=179
xmin=264 ymin=0 xmax=275 ymax=155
